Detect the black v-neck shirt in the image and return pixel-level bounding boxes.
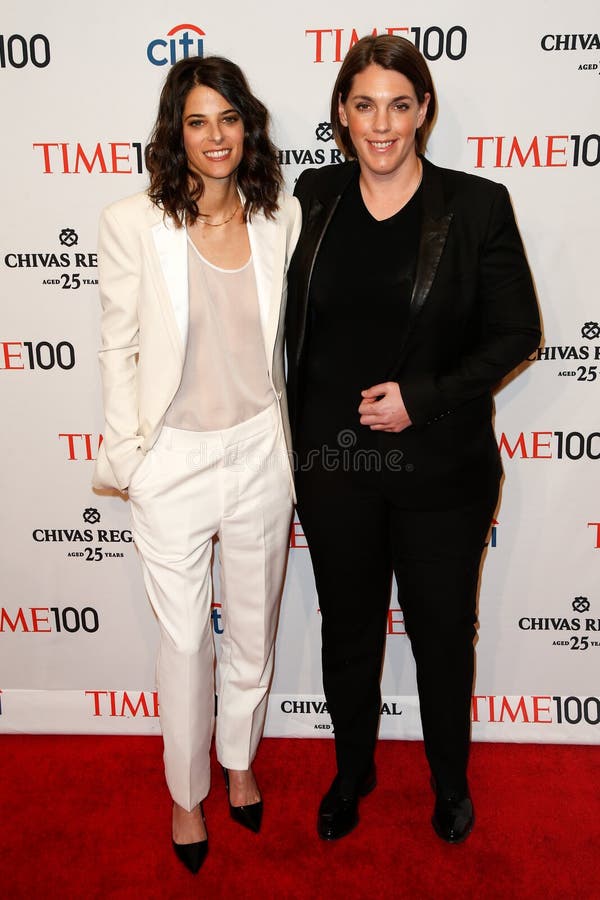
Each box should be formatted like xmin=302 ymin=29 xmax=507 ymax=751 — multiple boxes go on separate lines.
xmin=299 ymin=172 xmax=422 ymax=450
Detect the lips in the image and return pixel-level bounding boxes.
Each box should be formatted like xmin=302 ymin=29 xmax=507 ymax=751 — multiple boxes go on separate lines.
xmin=367 ymin=140 xmax=395 ymax=151
xmin=204 ymin=149 xmax=232 ymax=160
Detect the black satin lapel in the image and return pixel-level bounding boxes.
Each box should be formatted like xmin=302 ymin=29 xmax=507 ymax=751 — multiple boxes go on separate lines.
xmin=305 ymin=198 xmax=327 ymax=243
xmin=294 ymin=195 xmax=340 ymax=364
xmin=409 ymin=211 xmax=453 ymax=319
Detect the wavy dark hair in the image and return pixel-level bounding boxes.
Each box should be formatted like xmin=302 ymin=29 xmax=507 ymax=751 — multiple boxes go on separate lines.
xmin=145 ymin=55 xmax=282 ymax=225
xmin=331 ymin=35 xmax=437 ymax=158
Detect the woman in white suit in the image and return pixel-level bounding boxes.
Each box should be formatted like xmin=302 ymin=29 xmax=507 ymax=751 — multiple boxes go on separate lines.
xmin=93 ymin=56 xmax=301 ymax=873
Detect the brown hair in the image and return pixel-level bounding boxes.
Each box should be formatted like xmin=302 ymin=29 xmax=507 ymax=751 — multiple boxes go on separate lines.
xmin=145 ymin=55 xmax=282 ymax=225
xmin=330 ymin=35 xmax=437 ymax=158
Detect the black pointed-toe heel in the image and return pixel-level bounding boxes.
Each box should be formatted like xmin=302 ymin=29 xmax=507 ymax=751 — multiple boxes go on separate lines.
xmin=222 ymin=766 xmax=263 ymax=833
xmin=172 ymin=803 xmax=209 ymax=874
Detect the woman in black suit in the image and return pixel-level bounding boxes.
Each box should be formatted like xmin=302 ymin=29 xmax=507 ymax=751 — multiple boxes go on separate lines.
xmin=286 ymin=35 xmax=540 ymax=844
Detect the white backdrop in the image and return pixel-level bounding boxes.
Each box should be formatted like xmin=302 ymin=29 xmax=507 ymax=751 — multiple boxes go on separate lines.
xmin=1 ymin=1 xmax=599 ymax=744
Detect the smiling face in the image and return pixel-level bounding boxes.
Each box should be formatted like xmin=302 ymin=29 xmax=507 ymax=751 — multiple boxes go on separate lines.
xmin=338 ymin=64 xmax=429 ymax=179
xmin=182 ymin=84 xmax=245 ymax=185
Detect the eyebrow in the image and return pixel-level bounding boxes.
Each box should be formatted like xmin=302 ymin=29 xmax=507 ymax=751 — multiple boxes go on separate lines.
xmin=351 ymin=94 xmax=414 ymax=102
xmin=184 ymin=107 xmax=238 ymax=120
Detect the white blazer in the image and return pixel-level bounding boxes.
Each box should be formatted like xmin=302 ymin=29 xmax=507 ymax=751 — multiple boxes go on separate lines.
xmin=92 ymin=190 xmax=302 ymax=493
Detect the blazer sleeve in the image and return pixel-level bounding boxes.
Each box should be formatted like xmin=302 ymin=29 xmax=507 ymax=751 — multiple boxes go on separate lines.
xmin=94 ymin=204 xmax=144 ymax=491
xmin=400 ymin=184 xmax=541 ymax=427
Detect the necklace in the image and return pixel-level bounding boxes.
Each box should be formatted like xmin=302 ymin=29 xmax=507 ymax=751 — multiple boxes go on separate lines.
xmin=200 ymin=203 xmax=240 ymax=227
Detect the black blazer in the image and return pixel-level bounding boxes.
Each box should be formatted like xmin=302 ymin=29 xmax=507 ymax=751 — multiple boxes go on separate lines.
xmin=286 ymin=158 xmax=541 ymax=507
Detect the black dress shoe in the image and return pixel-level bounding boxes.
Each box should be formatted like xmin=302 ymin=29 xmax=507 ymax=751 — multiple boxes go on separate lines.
xmin=431 ymin=785 xmax=474 ymax=844
xmin=222 ymin=766 xmax=263 ymax=833
xmin=172 ymin=804 xmax=208 ymax=874
xmin=317 ymin=765 xmax=377 ymax=841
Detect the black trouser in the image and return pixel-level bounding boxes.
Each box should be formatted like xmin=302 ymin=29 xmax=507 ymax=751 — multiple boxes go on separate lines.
xmin=296 ymin=463 xmax=498 ymax=795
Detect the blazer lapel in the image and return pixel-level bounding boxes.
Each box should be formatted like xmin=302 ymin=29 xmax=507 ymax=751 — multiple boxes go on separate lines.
xmin=409 ymin=158 xmax=453 ymax=319
xmin=149 ymin=215 xmax=188 ymax=358
xmin=247 ymin=211 xmax=282 ymax=365
xmin=291 ymin=193 xmax=342 ymax=366
xmin=291 ymin=161 xmax=357 ymax=366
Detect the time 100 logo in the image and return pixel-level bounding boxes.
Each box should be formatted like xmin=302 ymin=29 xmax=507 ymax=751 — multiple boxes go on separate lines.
xmin=0 ymin=33 xmax=50 ymax=69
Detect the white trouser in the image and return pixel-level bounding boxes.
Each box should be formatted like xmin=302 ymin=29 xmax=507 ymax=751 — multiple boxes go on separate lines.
xmin=128 ymin=402 xmax=293 ymax=811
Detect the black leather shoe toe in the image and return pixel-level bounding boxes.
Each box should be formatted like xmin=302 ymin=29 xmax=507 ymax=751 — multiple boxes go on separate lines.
xmin=432 ymin=790 xmax=474 ymax=844
xmin=172 ymin=803 xmax=208 ymax=874
xmin=317 ymin=766 xmax=376 ymax=841
xmin=172 ymin=837 xmax=208 ymax=874
xmin=229 ymin=799 xmax=263 ymax=833
xmin=222 ymin=766 xmax=263 ymax=833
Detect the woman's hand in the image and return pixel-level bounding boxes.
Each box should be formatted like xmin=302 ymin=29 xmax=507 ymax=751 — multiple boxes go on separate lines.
xmin=358 ymin=382 xmax=412 ymax=433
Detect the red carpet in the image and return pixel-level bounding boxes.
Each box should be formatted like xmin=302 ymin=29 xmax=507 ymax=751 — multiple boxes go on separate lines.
xmin=1 ymin=735 xmax=598 ymax=899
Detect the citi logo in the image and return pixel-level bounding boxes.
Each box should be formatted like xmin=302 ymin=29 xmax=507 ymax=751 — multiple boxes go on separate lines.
xmin=147 ymin=24 xmax=205 ymax=66
xmin=467 ymin=134 xmax=600 ymax=168
xmin=212 ymin=601 xmax=223 ymax=634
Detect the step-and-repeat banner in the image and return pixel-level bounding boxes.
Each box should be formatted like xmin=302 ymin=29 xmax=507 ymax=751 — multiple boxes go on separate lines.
xmin=1 ymin=1 xmax=599 ymax=744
